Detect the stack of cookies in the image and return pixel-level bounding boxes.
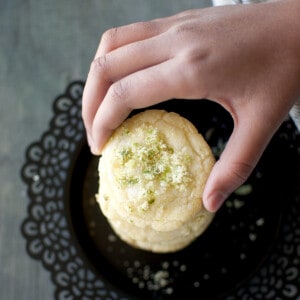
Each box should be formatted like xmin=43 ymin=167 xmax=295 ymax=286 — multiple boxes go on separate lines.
xmin=97 ymin=110 xmax=215 ymax=253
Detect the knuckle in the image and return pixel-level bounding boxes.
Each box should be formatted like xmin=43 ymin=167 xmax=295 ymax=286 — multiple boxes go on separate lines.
xmin=109 ymin=80 xmax=130 ymax=105
xmin=170 ymin=21 xmax=195 ymax=38
xmin=181 ymin=49 xmax=201 ymax=68
xmin=176 ymin=48 xmax=209 ymax=95
xmin=89 ymin=55 xmax=109 ymax=76
xmin=230 ymin=161 xmax=253 ymax=184
xmin=101 ymin=27 xmax=119 ymax=48
xmin=129 ymin=20 xmax=157 ymax=33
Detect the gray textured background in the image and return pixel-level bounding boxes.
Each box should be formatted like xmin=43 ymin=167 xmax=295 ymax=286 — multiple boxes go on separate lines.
xmin=0 ymin=1 xmax=211 ymax=299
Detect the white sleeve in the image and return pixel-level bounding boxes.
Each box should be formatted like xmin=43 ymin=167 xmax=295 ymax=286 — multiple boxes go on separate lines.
xmin=212 ymin=0 xmax=264 ymax=5
xmin=289 ymin=99 xmax=300 ymax=132
xmin=212 ymin=0 xmax=240 ymax=5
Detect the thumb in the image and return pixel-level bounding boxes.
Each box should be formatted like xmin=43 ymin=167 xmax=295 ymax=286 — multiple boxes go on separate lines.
xmin=203 ymin=115 xmax=272 ymax=212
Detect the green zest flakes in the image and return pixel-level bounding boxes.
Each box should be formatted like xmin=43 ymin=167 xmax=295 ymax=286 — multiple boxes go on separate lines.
xmin=234 ymin=184 xmax=253 ymax=196
xmin=115 ymin=123 xmax=192 ymax=210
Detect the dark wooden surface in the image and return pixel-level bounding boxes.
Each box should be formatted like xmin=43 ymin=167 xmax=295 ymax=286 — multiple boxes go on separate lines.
xmin=0 ymin=1 xmax=211 ymax=299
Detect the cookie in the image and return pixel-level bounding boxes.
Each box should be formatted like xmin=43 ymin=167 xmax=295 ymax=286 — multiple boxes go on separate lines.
xmin=97 ymin=109 xmax=215 ymax=252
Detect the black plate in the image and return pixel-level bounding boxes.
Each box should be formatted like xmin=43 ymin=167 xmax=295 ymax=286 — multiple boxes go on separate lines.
xmin=21 ymin=81 xmax=300 ymax=300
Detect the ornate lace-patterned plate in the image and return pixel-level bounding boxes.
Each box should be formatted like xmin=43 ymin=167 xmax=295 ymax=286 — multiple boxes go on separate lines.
xmin=21 ymin=81 xmax=300 ymax=300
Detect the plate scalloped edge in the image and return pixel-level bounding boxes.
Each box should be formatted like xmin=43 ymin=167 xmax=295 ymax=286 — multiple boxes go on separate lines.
xmin=20 ymin=81 xmax=129 ymax=300
xmin=20 ymin=80 xmax=300 ymax=300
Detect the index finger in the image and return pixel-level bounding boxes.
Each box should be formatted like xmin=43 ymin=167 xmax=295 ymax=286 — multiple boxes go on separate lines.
xmin=82 ymin=20 xmax=168 ymax=148
xmin=95 ymin=20 xmax=163 ymax=57
xmin=90 ymin=57 xmax=189 ymax=154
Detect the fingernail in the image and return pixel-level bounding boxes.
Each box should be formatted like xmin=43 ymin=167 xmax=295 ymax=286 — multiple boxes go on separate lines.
xmin=204 ymin=191 xmax=227 ymax=213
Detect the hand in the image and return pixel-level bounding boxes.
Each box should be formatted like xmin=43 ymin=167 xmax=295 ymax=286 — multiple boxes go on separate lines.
xmin=82 ymin=0 xmax=300 ymax=212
